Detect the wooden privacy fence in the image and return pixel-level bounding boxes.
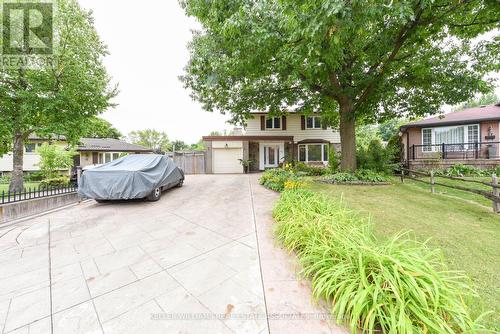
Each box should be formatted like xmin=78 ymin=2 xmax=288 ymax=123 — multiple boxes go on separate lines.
xmin=170 ymin=152 xmax=206 ymax=175
xmin=400 ymin=168 xmax=500 ymax=213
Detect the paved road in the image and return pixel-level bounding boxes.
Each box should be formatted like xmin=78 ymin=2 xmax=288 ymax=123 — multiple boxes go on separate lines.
xmin=0 ymin=175 xmax=345 ymax=334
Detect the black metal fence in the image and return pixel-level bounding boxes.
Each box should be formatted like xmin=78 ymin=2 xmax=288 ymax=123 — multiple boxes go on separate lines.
xmin=0 ymin=184 xmax=77 ymax=205
xmin=408 ymin=142 xmax=500 ymax=161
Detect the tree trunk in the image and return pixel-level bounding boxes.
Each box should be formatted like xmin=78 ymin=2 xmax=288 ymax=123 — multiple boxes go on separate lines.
xmin=9 ymin=131 xmax=24 ymax=193
xmin=339 ymin=99 xmax=357 ymax=171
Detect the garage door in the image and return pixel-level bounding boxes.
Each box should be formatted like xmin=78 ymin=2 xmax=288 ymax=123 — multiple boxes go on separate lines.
xmin=213 ymin=148 xmax=243 ymax=174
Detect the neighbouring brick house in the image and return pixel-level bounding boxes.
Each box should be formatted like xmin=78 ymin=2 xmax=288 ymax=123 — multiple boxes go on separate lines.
xmin=400 ymin=104 xmax=500 ymax=170
xmin=203 ymin=112 xmax=341 ymax=174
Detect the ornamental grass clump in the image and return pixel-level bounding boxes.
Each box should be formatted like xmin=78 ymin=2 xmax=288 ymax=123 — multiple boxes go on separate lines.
xmin=273 ymin=189 xmax=480 ymax=334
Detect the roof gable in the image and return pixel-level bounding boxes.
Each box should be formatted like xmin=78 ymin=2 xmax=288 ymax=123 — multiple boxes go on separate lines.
xmin=401 ymin=104 xmax=500 ymax=129
xmin=77 ymin=138 xmax=152 ymax=152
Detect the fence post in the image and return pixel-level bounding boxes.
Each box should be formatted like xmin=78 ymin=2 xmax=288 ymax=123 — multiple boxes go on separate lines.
xmin=412 ymin=145 xmax=415 ymax=160
xmin=400 ymin=169 xmax=404 ymax=183
xmin=492 ymin=174 xmax=500 ymax=214
xmin=441 ymin=143 xmax=446 ymax=159
xmin=430 ymin=171 xmax=435 ymax=194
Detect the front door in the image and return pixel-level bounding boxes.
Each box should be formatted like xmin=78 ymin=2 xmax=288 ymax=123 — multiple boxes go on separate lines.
xmin=263 ymin=145 xmax=279 ymax=168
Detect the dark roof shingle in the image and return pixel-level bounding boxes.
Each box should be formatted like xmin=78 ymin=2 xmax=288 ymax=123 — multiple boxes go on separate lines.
xmin=77 ymin=138 xmax=152 ymax=152
xmin=401 ymin=104 xmax=500 ymax=130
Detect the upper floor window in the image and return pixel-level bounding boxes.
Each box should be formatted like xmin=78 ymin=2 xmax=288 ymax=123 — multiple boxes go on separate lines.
xmin=306 ymin=116 xmax=322 ymax=129
xmin=266 ymin=117 xmax=281 ymax=129
xmin=25 ymin=143 xmax=37 ymax=153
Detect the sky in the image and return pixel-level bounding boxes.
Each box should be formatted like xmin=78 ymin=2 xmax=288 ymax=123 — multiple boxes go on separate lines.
xmin=77 ymin=0 xmax=233 ymax=144
xmin=77 ymin=1 xmax=498 ymax=144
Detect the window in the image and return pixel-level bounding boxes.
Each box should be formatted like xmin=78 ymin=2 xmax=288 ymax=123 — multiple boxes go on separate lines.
xmin=24 ymin=143 xmax=37 ymax=153
xmin=306 ymin=116 xmax=322 ymax=129
xmin=97 ymin=152 xmax=123 ymax=164
xmin=265 ymin=117 xmax=281 ymax=129
xmin=298 ymin=144 xmax=329 ymax=162
xmin=422 ymin=124 xmax=480 ymax=152
xmin=422 ymin=129 xmax=432 ymax=152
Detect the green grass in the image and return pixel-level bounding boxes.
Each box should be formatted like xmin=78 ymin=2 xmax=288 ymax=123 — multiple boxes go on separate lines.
xmin=0 ymin=182 xmax=41 ymax=193
xmin=411 ymin=176 xmax=493 ymax=207
xmin=311 ymin=178 xmax=500 ymax=330
xmin=274 ymin=189 xmax=480 ymax=333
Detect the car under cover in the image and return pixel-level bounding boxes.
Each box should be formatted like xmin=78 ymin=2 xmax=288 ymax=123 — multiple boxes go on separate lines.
xmin=78 ymin=154 xmax=184 ymax=200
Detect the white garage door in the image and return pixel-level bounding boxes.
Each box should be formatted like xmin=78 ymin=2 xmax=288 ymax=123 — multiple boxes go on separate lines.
xmin=213 ymin=148 xmax=243 ymax=174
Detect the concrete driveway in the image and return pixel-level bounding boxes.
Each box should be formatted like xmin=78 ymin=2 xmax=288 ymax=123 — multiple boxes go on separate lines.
xmin=0 ymin=175 xmax=345 ymax=334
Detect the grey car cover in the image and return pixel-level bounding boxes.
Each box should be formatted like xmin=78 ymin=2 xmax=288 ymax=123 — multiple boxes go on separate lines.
xmin=78 ymin=154 xmax=184 ymax=200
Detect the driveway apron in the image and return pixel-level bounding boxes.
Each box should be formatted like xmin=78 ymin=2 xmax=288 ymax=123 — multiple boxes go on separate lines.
xmin=0 ymin=174 xmax=346 ymax=334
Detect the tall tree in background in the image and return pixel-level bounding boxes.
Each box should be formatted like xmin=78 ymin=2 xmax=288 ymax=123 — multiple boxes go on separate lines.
xmin=454 ymin=93 xmax=500 ymax=110
xmin=181 ymin=0 xmax=499 ymax=170
xmin=0 ymin=0 xmax=117 ymax=191
xmin=83 ymin=117 xmax=122 ymax=139
xmin=170 ymin=140 xmax=189 ymax=151
xmin=127 ymin=129 xmax=170 ymax=153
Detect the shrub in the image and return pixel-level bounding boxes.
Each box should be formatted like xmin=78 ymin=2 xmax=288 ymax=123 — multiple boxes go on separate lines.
xmin=259 ymin=169 xmax=300 ymax=192
xmin=37 ymin=143 xmax=76 ymax=179
xmin=328 ymin=147 xmax=340 ymax=173
xmin=357 ymin=139 xmax=397 ymax=173
xmin=438 ymin=164 xmax=489 ymax=177
xmin=322 ymin=172 xmax=359 ymax=183
xmin=354 ymin=168 xmax=390 ymax=182
xmin=40 ymin=176 xmax=70 ymax=188
xmin=273 ymin=189 xmax=480 ymax=334
xmin=320 ymin=170 xmax=389 ymax=184
xmin=0 ymin=174 xmax=11 ymax=184
xmin=295 ymin=162 xmax=327 ymax=176
xmin=24 ymin=171 xmax=44 ymax=182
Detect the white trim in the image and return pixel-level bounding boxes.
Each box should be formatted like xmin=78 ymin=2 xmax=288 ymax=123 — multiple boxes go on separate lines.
xmin=265 ymin=117 xmax=282 ymax=130
xmin=259 ymin=142 xmax=285 ymax=170
xmin=298 ymin=143 xmax=329 ymax=164
xmin=421 ymin=124 xmax=480 ymax=152
xmin=305 ymin=116 xmax=322 ymax=129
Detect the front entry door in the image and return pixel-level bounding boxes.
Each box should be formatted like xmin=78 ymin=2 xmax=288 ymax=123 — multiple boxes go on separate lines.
xmin=264 ymin=145 xmax=279 ymax=168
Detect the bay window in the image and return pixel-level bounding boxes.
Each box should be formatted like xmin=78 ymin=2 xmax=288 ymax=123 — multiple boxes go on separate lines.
xmin=298 ymin=144 xmax=329 ymax=163
xmin=422 ymin=124 xmax=479 ymax=151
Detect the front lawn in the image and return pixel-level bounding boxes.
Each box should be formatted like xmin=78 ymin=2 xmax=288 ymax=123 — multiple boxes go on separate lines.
xmin=312 ymin=178 xmax=500 ymax=330
xmin=0 ymin=182 xmax=41 ymax=193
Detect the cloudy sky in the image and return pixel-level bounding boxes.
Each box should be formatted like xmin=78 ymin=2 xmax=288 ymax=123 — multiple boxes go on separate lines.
xmin=77 ymin=0 xmax=233 ymax=144
xmin=77 ymin=1 xmax=498 ymax=144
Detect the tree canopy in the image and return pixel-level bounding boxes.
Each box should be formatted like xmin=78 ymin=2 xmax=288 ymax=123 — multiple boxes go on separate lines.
xmin=181 ymin=0 xmax=499 ymax=170
xmin=0 ymin=0 xmax=117 ymax=190
xmin=127 ymin=129 xmax=171 ymax=153
xmin=83 ymin=117 xmax=122 ymax=139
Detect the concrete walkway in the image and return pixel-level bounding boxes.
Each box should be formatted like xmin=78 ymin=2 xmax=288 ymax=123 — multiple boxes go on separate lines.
xmin=0 ymin=174 xmax=346 ymax=334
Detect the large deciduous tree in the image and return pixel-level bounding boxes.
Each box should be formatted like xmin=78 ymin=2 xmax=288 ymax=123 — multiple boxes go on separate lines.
xmin=0 ymin=0 xmax=117 ymax=191
xmin=83 ymin=117 xmax=122 ymax=139
xmin=180 ymin=0 xmax=499 ymax=171
xmin=127 ymin=129 xmax=171 ymax=153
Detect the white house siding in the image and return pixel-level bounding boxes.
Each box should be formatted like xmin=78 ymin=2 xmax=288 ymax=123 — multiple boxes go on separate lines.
xmin=0 ymin=153 xmax=41 ymax=172
xmin=245 ymin=114 xmax=341 ymax=143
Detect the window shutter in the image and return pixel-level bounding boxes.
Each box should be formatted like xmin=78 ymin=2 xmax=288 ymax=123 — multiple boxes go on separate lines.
xmin=301 ymin=116 xmax=305 ymax=130
xmin=260 ymin=116 xmax=265 ymax=131
xmin=282 ymin=116 xmax=287 ymax=130
xmin=322 ymin=119 xmax=327 ymax=130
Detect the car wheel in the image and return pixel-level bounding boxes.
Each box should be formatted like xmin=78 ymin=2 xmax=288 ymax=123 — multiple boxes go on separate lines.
xmin=147 ymin=187 xmax=162 ymax=201
xmin=177 ymin=179 xmax=184 ymax=187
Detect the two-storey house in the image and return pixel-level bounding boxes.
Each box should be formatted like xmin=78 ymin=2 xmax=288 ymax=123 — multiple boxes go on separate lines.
xmin=203 ymin=113 xmax=341 ymax=173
